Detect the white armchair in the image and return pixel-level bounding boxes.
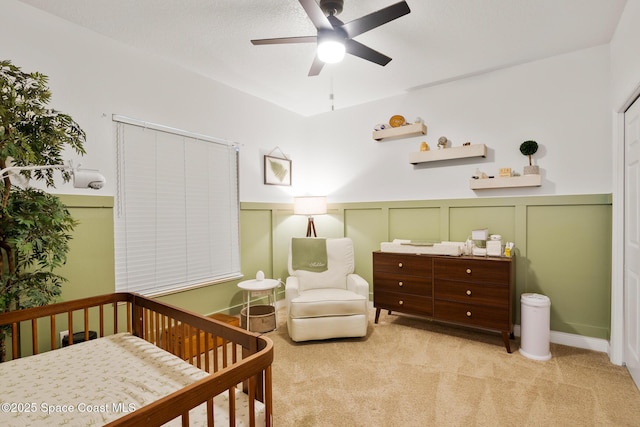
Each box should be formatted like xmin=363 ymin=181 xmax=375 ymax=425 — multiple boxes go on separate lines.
xmin=285 ymin=237 xmax=369 ymax=342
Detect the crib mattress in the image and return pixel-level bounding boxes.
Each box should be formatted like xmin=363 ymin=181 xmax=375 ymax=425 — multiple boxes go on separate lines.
xmin=0 ymin=332 xmax=264 ymax=426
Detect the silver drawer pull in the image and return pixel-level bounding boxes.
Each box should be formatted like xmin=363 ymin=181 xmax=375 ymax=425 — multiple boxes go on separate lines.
xmin=466 ymin=290 xmax=472 ymax=296
xmin=466 ymin=268 xmax=472 ymax=274
xmin=398 ymin=262 xmax=403 ymax=268
xmin=398 ymin=281 xmax=404 ymax=287
xmin=466 ymin=311 xmax=472 ymax=317
xmin=399 ymin=300 xmax=404 ymax=305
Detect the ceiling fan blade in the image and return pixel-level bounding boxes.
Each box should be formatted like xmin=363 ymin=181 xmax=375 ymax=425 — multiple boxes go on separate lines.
xmin=251 ymin=36 xmax=317 ymax=45
xmin=327 ymin=14 xmax=345 ymax=28
xmin=308 ymin=55 xmax=325 ymax=76
xmin=345 ymin=39 xmax=391 ymax=66
xmin=341 ymin=1 xmax=411 ymax=39
xmin=299 ymin=0 xmax=333 ymax=31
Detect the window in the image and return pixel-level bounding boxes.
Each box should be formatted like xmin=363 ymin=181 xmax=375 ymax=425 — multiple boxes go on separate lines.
xmin=113 ymin=116 xmax=240 ymax=296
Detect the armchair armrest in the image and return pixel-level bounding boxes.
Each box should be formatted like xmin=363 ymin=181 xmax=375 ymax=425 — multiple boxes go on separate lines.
xmin=285 ymin=276 xmax=301 ymax=303
xmin=346 ymin=274 xmax=370 ymax=298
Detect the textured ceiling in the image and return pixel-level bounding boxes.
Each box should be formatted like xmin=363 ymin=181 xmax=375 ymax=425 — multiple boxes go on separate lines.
xmin=18 ymin=0 xmax=627 ymax=116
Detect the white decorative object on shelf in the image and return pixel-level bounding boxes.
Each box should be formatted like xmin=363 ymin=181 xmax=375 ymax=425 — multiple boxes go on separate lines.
xmin=372 ymin=122 xmax=427 ymax=141
xmin=409 ymin=144 xmax=486 ymax=164
xmin=380 ymin=240 xmax=464 ymax=256
xmin=470 ymin=174 xmax=542 ymax=189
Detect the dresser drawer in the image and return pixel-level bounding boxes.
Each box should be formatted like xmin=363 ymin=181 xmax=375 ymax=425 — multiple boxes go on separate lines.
xmin=434 ymin=300 xmax=509 ymax=330
xmin=374 ymin=273 xmax=432 ymax=297
xmin=373 ymin=252 xmax=432 ymax=276
xmin=374 ymin=291 xmax=433 ymax=316
xmin=434 ymin=257 xmax=510 ymax=284
xmin=434 ymin=280 xmax=508 ymax=307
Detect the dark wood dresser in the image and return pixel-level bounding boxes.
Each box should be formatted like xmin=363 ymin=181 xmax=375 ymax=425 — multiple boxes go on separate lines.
xmin=373 ymin=251 xmax=515 ymax=352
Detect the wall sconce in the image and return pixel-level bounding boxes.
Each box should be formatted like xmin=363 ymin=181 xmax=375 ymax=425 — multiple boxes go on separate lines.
xmin=294 ymin=196 xmax=327 ymax=237
xmin=0 ymin=162 xmax=106 ymax=189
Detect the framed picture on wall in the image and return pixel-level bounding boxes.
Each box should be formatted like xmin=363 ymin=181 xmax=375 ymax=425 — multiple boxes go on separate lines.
xmin=264 ymin=155 xmax=292 ymax=186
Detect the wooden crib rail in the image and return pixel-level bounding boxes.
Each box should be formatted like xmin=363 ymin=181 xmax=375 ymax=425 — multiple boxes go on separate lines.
xmin=131 ymin=293 xmax=258 ymax=351
xmin=0 ymin=292 xmax=274 ymax=427
xmin=128 ymin=293 xmax=274 ymax=426
xmin=0 ymin=292 xmax=134 ymax=359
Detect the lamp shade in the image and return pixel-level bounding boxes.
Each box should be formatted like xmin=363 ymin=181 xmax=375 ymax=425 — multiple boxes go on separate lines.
xmin=317 ymin=40 xmax=345 ymax=63
xmin=294 ymin=196 xmax=327 ymax=216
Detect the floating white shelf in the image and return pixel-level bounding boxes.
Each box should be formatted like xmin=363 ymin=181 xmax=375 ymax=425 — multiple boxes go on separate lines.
xmin=409 ymin=144 xmax=486 ymax=165
xmin=469 ymin=174 xmax=542 ymax=189
xmin=372 ymin=122 xmax=427 ymax=141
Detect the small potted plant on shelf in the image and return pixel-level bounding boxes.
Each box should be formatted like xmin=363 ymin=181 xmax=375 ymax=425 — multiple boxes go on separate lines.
xmin=519 ymin=140 xmax=539 ymax=175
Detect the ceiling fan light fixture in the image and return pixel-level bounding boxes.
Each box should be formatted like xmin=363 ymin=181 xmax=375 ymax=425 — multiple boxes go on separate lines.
xmin=251 ymin=0 xmax=411 ymax=75
xmin=317 ymin=39 xmax=345 ymax=63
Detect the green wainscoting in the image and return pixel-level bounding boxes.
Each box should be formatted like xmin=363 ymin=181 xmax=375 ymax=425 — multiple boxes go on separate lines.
xmin=240 ymin=194 xmax=612 ymax=340
xmin=389 ymin=207 xmax=441 ymax=242
xmin=49 ymin=194 xmax=612 ymax=341
xmin=526 ymin=204 xmax=612 ymax=338
xmin=56 ymin=195 xmax=116 ymax=301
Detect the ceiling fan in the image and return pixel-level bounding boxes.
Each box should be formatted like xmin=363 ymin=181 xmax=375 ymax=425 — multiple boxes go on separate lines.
xmin=251 ymin=0 xmax=411 ymax=76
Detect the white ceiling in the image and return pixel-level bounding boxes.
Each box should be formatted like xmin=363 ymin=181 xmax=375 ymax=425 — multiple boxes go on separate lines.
xmin=18 ymin=0 xmax=627 ymax=117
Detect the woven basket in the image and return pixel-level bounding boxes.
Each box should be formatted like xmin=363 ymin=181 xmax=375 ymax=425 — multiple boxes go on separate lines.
xmin=240 ymin=305 xmax=276 ymax=333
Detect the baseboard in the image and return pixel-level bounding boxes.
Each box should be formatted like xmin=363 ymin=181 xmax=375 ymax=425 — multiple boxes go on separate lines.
xmin=276 ymin=301 xmax=611 ymax=354
xmin=513 ymin=325 xmax=609 ymax=353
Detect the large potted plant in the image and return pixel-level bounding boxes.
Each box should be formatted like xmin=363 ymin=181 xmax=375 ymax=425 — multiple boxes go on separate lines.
xmin=519 ymin=140 xmax=539 ymax=175
xmin=0 ymin=60 xmax=86 ymax=362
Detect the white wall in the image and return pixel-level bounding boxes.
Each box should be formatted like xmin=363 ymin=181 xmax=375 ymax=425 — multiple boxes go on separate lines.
xmin=1 ymin=0 xmax=304 ymax=202
xmin=3 ymin=1 xmax=613 ymax=205
xmin=610 ymin=0 xmax=640 ymax=110
xmin=298 ymin=45 xmax=612 ymax=202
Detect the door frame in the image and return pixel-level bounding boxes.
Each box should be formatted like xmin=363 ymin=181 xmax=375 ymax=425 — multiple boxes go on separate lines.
xmin=611 ymin=84 xmax=640 ymax=366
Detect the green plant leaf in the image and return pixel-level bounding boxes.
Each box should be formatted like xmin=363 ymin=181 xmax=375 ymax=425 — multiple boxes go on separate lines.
xmin=1 ymin=61 xmax=85 ymax=359
xmin=519 ymin=140 xmax=538 ymax=156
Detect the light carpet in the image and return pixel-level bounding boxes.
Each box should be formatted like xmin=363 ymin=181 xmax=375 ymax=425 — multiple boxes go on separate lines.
xmin=261 ymin=309 xmax=640 ymax=426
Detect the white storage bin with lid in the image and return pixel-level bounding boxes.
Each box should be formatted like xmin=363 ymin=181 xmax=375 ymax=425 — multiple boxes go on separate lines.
xmin=520 ymin=293 xmax=552 ymax=361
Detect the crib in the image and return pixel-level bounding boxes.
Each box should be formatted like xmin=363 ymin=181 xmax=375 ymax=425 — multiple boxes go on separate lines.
xmin=0 ymin=292 xmax=273 ymax=426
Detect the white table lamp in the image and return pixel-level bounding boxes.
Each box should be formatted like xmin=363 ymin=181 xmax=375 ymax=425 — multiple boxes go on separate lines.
xmin=294 ymin=196 xmax=327 ymax=237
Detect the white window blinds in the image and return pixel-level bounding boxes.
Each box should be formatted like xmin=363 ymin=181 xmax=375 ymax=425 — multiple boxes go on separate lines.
xmin=113 ymin=116 xmax=241 ymax=296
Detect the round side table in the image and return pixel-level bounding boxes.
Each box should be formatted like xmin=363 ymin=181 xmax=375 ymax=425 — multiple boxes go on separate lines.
xmin=237 ymin=278 xmax=280 ymax=332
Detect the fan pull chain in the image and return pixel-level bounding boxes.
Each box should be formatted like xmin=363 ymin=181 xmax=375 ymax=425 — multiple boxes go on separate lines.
xmin=330 ymin=77 xmax=335 ymax=111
